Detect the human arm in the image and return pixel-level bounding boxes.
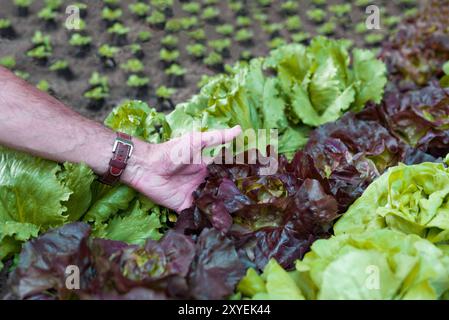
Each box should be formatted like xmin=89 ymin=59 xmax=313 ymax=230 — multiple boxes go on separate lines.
xmin=0 ymin=66 xmax=241 ymax=212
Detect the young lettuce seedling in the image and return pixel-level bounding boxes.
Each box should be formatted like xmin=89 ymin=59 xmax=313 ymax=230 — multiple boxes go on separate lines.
xmin=182 ymin=2 xmax=200 ymax=14
xmin=127 ymin=74 xmax=150 ymax=87
xmin=150 ymin=0 xmax=174 ymax=17
xmin=236 ymin=16 xmax=251 ymax=28
xmin=216 ymin=24 xmax=234 ymax=36
xmin=317 ymin=21 xmax=337 ymax=35
xmin=127 ymin=74 xmax=150 ymax=99
xmin=203 ymin=51 xmax=223 ymax=71
xmin=186 ymin=43 xmax=206 ymax=59
xmin=107 ymin=22 xmax=130 ymax=46
xmin=201 ymin=7 xmax=220 ymax=23
xmin=129 ymin=2 xmax=150 ymax=18
xmin=130 ymin=43 xmax=144 ymax=59
xmin=263 ymin=22 xmax=283 ymax=38
xmin=0 ymin=18 xmax=16 ymax=39
xmin=72 ymin=2 xmax=88 ymax=18
xmin=257 ymin=0 xmax=273 ymax=7
xmin=103 ymin=0 xmax=120 ymax=8
xmin=146 ymin=10 xmax=166 ymax=29
xmin=229 ymin=1 xmax=245 ymax=15
xmin=208 ymin=39 xmax=231 ymax=58
xmin=156 ymin=85 xmax=176 ymax=108
xmin=291 ymin=31 xmax=311 ymax=44
xmin=280 ymin=1 xmax=298 ymax=15
xmin=161 ymin=35 xmax=179 ymax=49
xmin=165 ymin=63 xmax=186 ymax=87
xmin=49 ymin=59 xmax=74 ymax=80
xmin=14 ymin=70 xmax=30 ymax=80
xmin=84 ymin=71 xmax=109 ymax=109
xmin=187 ymin=29 xmax=206 ymax=41
xmin=0 ymin=56 xmax=16 ymax=69
xmin=101 ymin=7 xmax=122 ymax=27
xmin=44 ymin=0 xmax=63 ymax=11
xmin=137 ymin=30 xmax=152 ymax=42
xmin=98 ymin=44 xmax=119 ymax=68
xmin=38 ymin=7 xmax=58 ymax=29
xmin=286 ymin=16 xmax=302 ymax=32
xmin=69 ymin=33 xmax=92 ymax=57
xmin=307 ymin=8 xmax=326 ymax=24
xmin=120 ymin=58 xmax=145 ymax=73
xmin=159 ymin=48 xmax=180 ymax=66
xmin=14 ymin=0 xmax=34 ymax=17
xmin=27 ymin=31 xmax=53 ymax=64
xmin=36 ymin=79 xmax=51 ymax=93
xmin=235 ymin=28 xmax=254 ymax=45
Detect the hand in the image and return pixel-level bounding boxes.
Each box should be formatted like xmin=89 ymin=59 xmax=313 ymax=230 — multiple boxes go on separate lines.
xmin=123 ymin=126 xmax=242 ymax=212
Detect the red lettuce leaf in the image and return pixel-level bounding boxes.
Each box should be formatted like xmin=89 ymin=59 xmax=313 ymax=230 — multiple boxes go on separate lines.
xmin=5 ymin=223 xmax=245 ymax=300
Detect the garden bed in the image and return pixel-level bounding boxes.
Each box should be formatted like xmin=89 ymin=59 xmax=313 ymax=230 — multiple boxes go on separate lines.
xmin=0 ymin=0 xmax=411 ymax=121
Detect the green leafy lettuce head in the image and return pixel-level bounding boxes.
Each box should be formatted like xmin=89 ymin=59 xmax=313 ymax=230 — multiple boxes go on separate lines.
xmin=335 ymin=161 xmax=449 ymax=243
xmin=162 ymin=37 xmax=386 ymax=157
xmin=238 ymin=229 xmax=449 ymax=300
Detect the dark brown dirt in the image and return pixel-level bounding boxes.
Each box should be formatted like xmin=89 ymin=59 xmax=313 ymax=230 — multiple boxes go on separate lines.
xmin=0 ymin=0 xmax=418 ymax=123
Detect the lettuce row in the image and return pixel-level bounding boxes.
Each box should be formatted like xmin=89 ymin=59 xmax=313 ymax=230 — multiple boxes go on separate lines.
xmin=143 ymin=37 xmax=386 ymax=157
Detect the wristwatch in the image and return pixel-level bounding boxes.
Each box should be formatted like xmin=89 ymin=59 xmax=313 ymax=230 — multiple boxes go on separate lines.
xmin=99 ymin=132 xmax=134 ymax=185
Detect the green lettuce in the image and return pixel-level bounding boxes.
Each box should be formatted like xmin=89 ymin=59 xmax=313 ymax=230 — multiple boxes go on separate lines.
xmin=334 ymin=161 xmax=449 ymax=243
xmin=238 ymin=230 xmax=449 ymax=300
xmin=157 ymin=37 xmax=386 ymax=156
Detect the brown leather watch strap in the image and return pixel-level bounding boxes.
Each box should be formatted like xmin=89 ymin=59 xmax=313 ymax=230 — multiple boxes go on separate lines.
xmin=99 ymin=132 xmax=134 ymax=186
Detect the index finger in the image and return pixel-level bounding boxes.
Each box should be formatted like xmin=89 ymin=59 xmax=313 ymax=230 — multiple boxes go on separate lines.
xmin=201 ymin=125 xmax=242 ymax=149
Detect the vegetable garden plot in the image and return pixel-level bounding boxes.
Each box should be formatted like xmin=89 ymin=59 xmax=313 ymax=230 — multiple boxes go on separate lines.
xmin=2 ymin=0 xmax=449 ymax=300
xmin=0 ymin=0 xmax=413 ymax=121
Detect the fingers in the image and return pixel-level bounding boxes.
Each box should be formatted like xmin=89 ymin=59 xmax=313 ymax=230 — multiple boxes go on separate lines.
xmin=200 ymin=125 xmax=242 ymax=149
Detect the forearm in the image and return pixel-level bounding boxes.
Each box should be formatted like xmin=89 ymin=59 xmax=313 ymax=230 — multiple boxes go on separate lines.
xmin=0 ymin=66 xmax=148 ymax=184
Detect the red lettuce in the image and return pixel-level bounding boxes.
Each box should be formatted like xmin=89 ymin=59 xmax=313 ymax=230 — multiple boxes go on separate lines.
xmin=176 ymin=106 xmax=439 ymax=271
xmin=364 ymin=82 xmax=449 ymax=158
xmin=379 ymin=0 xmax=449 ymax=91
xmin=4 ymin=222 xmax=245 ymax=300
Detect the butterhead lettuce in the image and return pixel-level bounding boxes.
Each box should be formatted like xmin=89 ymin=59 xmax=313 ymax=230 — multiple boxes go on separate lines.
xmin=334 ymin=160 xmax=449 ymax=243
xmin=238 ymin=229 xmax=449 ymax=300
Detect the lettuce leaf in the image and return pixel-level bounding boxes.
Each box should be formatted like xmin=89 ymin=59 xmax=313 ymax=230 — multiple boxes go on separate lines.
xmin=156 ymin=37 xmax=386 ymax=157
xmin=265 ymin=37 xmax=386 ymax=127
xmin=238 ymin=229 xmax=449 ymax=300
xmin=335 ymin=161 xmax=449 ymax=243
xmin=5 ymin=223 xmax=245 ymax=300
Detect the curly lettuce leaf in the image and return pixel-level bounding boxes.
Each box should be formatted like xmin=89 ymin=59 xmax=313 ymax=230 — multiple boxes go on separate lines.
xmin=83 ymin=184 xmax=136 ymax=224
xmin=351 ymin=49 xmax=387 ymax=110
xmin=0 ymin=147 xmax=70 ymax=228
xmin=58 ymin=162 xmax=95 ymax=221
xmin=93 ymin=200 xmax=163 ymax=245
